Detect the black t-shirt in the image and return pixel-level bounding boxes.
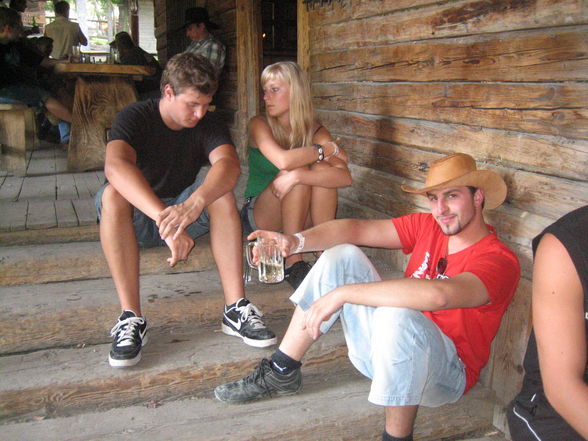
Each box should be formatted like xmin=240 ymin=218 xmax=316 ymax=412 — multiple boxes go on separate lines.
xmin=0 ymin=39 xmax=44 ymax=86
xmin=511 ymin=205 xmax=588 ymax=439
xmin=108 ymin=98 xmax=234 ymax=198
xmin=520 ymin=205 xmax=588 ymax=395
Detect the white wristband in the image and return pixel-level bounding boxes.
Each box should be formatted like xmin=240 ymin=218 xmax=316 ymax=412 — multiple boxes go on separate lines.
xmin=292 ymin=233 xmax=305 ymax=254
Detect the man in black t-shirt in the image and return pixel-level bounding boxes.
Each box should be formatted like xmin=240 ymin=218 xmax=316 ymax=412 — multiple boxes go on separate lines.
xmin=96 ymin=52 xmax=277 ymax=368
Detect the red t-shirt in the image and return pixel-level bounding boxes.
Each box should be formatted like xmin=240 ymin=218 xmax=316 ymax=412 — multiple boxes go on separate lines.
xmin=392 ymin=213 xmax=520 ymax=392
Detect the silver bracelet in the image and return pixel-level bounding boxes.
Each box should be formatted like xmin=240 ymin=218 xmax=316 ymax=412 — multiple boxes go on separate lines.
xmin=325 ymin=140 xmax=340 ymax=159
xmin=292 ymin=233 xmax=305 ymax=254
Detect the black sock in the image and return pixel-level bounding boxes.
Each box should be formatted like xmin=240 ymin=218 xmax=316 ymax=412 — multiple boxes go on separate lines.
xmin=382 ymin=431 xmax=413 ymax=441
xmin=270 ymin=349 xmax=301 ymax=375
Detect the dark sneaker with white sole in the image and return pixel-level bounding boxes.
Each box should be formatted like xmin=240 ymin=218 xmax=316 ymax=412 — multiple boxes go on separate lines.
xmin=222 ymin=298 xmax=277 ymax=348
xmin=214 ymin=358 xmax=302 ymax=403
xmin=109 ymin=310 xmax=147 ymax=368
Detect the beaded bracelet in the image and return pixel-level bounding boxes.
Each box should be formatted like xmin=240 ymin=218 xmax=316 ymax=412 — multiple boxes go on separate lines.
xmin=313 ymin=144 xmax=324 ymax=162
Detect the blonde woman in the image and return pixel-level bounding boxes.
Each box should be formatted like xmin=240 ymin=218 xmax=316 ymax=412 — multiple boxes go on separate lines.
xmin=241 ymin=61 xmax=351 ymax=288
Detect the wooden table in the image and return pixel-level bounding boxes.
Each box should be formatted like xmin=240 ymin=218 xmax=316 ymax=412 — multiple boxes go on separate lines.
xmin=54 ymin=63 xmax=154 ymax=172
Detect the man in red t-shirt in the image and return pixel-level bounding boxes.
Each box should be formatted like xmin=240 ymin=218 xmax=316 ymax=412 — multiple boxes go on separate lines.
xmin=215 ymin=153 xmax=521 ymax=441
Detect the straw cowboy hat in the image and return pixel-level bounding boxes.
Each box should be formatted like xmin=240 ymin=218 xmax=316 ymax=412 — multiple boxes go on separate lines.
xmin=401 ymin=153 xmax=507 ymax=210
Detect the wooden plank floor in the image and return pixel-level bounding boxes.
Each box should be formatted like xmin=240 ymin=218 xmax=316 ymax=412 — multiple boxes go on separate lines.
xmin=0 ymin=146 xmax=104 ymax=232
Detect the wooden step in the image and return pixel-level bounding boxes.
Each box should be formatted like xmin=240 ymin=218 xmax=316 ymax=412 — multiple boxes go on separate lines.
xmin=0 ymin=319 xmax=349 ymax=422
xmin=0 ymin=223 xmax=99 ymax=247
xmin=0 ymin=270 xmax=299 ymax=354
xmin=0 ymin=366 xmax=498 ymax=441
xmin=0 ymin=235 xmax=217 ymax=286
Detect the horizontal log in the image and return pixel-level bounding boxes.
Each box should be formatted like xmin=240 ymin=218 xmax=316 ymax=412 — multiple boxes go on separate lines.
xmin=312 ymin=27 xmax=588 ymax=83
xmin=313 ymin=82 xmax=588 ymax=139
xmin=310 ymin=0 xmax=437 ymax=25
xmin=313 ymin=0 xmax=587 ymax=51
xmin=338 ymin=135 xmax=588 ymax=219
xmin=317 ymin=111 xmax=588 ymax=181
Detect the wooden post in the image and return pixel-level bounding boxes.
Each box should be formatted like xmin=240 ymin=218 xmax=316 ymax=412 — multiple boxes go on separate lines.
xmin=235 ymin=0 xmax=261 ymax=158
xmin=297 ymin=0 xmax=310 ymax=71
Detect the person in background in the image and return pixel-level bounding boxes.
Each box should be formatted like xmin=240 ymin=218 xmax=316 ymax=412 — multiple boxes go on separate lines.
xmin=109 ymin=31 xmax=162 ymax=99
xmin=0 ymin=7 xmax=72 ymax=128
xmin=9 ymin=0 xmax=39 ymax=36
xmin=44 ymin=1 xmax=87 ymax=60
xmin=216 ymin=153 xmax=520 ymax=441
xmin=508 ymin=206 xmax=588 ymax=441
xmin=183 ymin=7 xmax=225 ymax=75
xmin=30 ymin=35 xmax=71 ymax=146
xmin=241 ymin=61 xmax=351 ymax=289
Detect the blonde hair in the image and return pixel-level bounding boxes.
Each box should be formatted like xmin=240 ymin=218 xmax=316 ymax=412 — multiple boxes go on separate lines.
xmin=261 ymin=61 xmax=315 ymax=149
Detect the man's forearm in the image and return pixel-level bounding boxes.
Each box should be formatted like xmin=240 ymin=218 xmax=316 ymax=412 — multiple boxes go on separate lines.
xmin=185 ymin=157 xmax=240 ymax=210
xmin=292 ymin=219 xmax=359 ymax=253
xmin=105 ymin=159 xmax=165 ymax=219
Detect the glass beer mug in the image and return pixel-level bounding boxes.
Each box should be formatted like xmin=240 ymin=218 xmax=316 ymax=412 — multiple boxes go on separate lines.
xmin=245 ymin=237 xmax=284 ymax=284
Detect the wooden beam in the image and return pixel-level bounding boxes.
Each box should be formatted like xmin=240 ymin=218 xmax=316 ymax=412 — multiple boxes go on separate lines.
xmin=235 ymin=0 xmax=261 ymax=157
xmin=297 ymin=0 xmax=310 ymax=71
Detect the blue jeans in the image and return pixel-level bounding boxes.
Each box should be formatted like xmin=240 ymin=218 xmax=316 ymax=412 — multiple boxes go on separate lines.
xmin=240 ymin=196 xmax=258 ymax=236
xmin=95 ymin=176 xmax=211 ymax=248
xmin=290 ymin=244 xmax=466 ymax=407
xmin=0 ymin=84 xmax=52 ymax=107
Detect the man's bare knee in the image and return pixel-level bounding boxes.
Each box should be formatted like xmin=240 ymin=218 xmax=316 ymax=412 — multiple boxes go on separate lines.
xmin=101 ymin=185 xmax=133 ymax=217
xmin=208 ymin=191 xmax=238 ymax=216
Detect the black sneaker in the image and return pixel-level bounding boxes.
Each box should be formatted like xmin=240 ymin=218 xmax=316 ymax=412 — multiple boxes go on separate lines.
xmin=285 ymin=261 xmax=312 ymax=289
xmin=222 ymin=298 xmax=277 ymax=348
xmin=108 ymin=310 xmax=148 ymax=368
xmin=214 ymin=358 xmax=302 ymax=403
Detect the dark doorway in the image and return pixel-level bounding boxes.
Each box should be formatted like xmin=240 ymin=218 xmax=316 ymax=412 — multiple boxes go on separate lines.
xmin=261 ymin=0 xmax=297 ymax=67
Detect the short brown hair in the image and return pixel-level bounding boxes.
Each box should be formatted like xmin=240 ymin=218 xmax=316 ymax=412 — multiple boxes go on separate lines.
xmin=54 ymin=1 xmax=70 ymax=16
xmin=160 ymin=52 xmax=218 ymax=97
xmin=0 ymin=6 xmax=21 ymax=30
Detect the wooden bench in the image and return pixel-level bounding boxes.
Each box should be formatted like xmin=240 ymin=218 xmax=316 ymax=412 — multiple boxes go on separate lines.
xmin=0 ymin=103 xmax=39 ymax=176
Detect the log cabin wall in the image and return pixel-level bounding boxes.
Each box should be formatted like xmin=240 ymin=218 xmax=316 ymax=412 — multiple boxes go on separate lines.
xmin=153 ymin=0 xmax=197 ymax=64
xmin=203 ymin=1 xmax=241 ymax=146
xmin=304 ymin=0 xmax=588 ymax=433
xmin=153 ymin=1 xmax=241 ymax=146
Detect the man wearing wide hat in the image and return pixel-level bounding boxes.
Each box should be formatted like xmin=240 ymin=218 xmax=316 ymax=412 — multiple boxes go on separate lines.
xmin=214 ymin=153 xmax=521 ymax=441
xmin=182 ymin=7 xmax=225 ymax=75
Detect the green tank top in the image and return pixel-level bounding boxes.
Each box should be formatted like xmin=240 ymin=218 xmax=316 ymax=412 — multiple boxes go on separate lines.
xmin=244 ymin=146 xmax=280 ymax=198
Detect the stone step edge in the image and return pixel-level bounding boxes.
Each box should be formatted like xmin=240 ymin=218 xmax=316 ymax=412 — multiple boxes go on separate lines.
xmin=0 ymin=223 xmax=99 ymax=247
xmin=0 ymin=270 xmax=298 ymax=355
xmin=0 ymin=235 xmax=216 ymax=287
xmin=0 ymin=321 xmax=349 ymax=422
xmin=0 ymin=375 xmax=497 ymax=441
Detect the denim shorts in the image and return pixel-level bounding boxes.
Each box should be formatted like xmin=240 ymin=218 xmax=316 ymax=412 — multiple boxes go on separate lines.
xmin=240 ymin=196 xmax=258 ymax=236
xmin=95 ymin=176 xmax=210 ymax=248
xmin=0 ymin=84 xmax=52 ymax=108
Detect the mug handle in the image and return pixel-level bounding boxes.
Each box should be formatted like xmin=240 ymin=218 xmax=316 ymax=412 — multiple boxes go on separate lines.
xmin=245 ymin=241 xmax=258 ymax=269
